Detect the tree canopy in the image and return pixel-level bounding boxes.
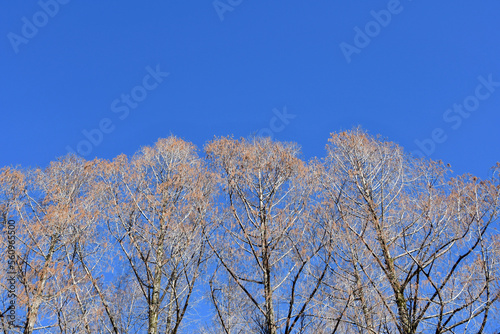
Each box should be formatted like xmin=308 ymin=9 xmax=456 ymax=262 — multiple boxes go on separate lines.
xmin=1 ymin=129 xmax=499 ymax=334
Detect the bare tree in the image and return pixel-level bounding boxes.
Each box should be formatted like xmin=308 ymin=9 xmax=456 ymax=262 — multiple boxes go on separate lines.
xmin=58 ymin=197 xmax=123 ymax=334
xmin=316 ymin=129 xmax=500 ymax=334
xmin=0 ymin=166 xmax=25 ymax=333
xmin=0 ymin=156 xmax=99 ymax=334
xmin=1 ymin=131 xmax=498 ymax=334
xmin=96 ymin=136 xmax=214 ymax=334
xmin=205 ymin=137 xmax=329 ymax=334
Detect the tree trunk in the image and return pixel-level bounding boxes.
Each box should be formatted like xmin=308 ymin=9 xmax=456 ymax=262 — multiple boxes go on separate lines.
xmin=24 ymin=237 xmax=57 ymax=334
xmin=149 ymin=232 xmax=165 ymax=334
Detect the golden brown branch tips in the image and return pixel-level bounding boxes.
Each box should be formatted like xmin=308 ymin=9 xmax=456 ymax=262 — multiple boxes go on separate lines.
xmin=0 ymin=129 xmax=498 ymax=334
xmin=317 ymin=129 xmax=500 ymax=334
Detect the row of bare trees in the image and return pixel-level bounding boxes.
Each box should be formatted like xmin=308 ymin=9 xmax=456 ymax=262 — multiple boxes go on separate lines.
xmin=1 ymin=129 xmax=499 ymax=334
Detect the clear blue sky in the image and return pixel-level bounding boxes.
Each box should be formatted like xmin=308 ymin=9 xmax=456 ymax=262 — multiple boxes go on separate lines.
xmin=1 ymin=1 xmax=499 ymax=178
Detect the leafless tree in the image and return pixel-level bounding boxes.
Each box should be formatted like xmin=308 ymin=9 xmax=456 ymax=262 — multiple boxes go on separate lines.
xmin=205 ymin=137 xmax=329 ymax=334
xmin=0 ymin=156 xmax=98 ymax=334
xmin=95 ymin=136 xmax=214 ymax=334
xmin=1 ymin=166 xmax=25 ymax=333
xmin=0 ymin=130 xmax=498 ymax=334
xmin=316 ymin=129 xmax=500 ymax=334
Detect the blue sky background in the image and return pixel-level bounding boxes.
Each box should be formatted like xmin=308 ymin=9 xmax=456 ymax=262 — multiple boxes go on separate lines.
xmin=1 ymin=1 xmax=499 ymax=179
